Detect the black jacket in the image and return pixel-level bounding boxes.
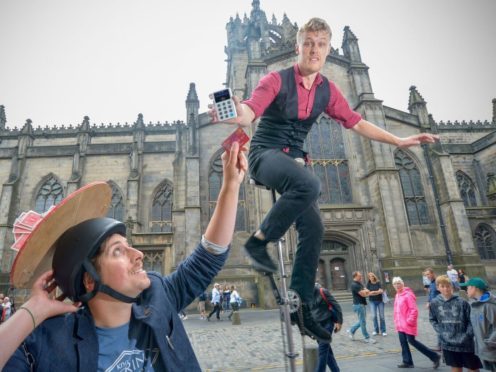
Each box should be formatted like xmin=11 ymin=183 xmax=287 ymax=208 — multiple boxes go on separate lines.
xmin=311 ymin=284 xmax=343 ymax=329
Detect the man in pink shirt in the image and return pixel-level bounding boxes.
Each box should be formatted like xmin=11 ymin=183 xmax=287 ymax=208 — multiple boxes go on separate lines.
xmin=210 ymin=17 xmax=438 ymax=342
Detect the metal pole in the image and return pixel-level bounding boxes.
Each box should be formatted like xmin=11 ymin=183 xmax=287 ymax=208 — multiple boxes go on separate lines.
xmin=272 ymin=189 xmax=298 ymax=371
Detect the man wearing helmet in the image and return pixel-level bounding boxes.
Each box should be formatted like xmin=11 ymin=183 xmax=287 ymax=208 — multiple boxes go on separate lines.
xmin=1 ymin=142 xmax=247 ymax=371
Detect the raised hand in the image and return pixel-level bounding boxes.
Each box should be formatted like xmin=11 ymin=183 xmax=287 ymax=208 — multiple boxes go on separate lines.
xmin=221 ymin=141 xmax=248 ymax=186
xmin=26 ymin=270 xmax=81 ymax=324
xmin=397 ymin=133 xmax=440 ymax=148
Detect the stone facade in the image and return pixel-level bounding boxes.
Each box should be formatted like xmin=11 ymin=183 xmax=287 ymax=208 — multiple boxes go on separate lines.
xmin=0 ymin=1 xmax=495 ymax=306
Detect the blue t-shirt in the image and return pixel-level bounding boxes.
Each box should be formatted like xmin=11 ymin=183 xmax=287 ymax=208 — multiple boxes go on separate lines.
xmin=96 ymin=322 xmax=159 ymax=371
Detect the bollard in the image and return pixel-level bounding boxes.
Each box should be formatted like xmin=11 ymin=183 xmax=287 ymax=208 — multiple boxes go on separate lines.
xmin=303 ymin=340 xmax=318 ymax=372
xmin=231 ymin=311 xmax=241 ymax=325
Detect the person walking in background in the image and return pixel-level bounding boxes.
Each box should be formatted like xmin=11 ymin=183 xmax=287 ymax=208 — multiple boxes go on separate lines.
xmin=347 ymin=271 xmax=376 ymax=343
xmin=312 ymin=282 xmax=343 ymax=372
xmin=366 ymin=272 xmax=387 ymax=336
xmin=461 ymin=277 xmax=496 ymax=372
xmin=1 ymin=297 xmax=11 ymax=323
xmin=392 ymin=276 xmax=441 ymax=369
xmin=198 ymin=291 xmax=207 ymax=320
xmin=458 ymin=269 xmax=467 ymax=285
xmin=424 ymin=268 xmax=440 ymax=309
xmin=423 ymin=273 xmax=431 ymax=296
xmin=228 ymin=285 xmax=241 ymax=320
xmin=207 ymin=283 xmax=222 ymax=321
xmin=222 ymin=284 xmax=231 ymax=312
xmin=446 ymin=265 xmax=460 ymax=290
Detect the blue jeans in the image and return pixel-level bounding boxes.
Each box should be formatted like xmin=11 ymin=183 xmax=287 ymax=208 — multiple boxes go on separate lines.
xmin=350 ymin=304 xmax=370 ymax=339
xmin=249 ymin=147 xmax=324 ymax=304
xmin=316 ymin=323 xmax=340 ymax=372
xmin=369 ymin=301 xmax=386 ymax=333
xmin=398 ymin=331 xmax=438 ymax=366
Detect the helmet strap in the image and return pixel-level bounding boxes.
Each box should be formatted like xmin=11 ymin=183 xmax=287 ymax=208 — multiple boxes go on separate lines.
xmin=79 ymin=259 xmax=138 ymax=303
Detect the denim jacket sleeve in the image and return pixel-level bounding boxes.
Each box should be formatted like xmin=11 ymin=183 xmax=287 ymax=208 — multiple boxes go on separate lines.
xmin=157 ymin=242 xmax=229 ymax=312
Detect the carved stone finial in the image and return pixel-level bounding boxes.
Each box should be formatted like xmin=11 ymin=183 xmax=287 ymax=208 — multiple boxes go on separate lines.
xmin=0 ymin=105 xmax=6 ymax=129
xmin=186 ymin=82 xmax=199 ymax=103
xmin=134 ymin=113 xmax=145 ymax=129
xmin=408 ymin=85 xmax=426 ymax=111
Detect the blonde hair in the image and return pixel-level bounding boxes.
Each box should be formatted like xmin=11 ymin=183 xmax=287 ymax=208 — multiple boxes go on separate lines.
xmin=368 ymin=272 xmax=379 ymax=283
xmin=435 ymin=275 xmax=452 ymax=287
xmin=297 ymin=18 xmax=332 ymax=43
xmin=392 ymin=276 xmax=404 ymax=285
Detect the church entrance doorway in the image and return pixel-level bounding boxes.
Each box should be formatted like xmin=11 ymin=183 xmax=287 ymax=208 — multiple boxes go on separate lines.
xmin=330 ymin=258 xmax=347 ymax=290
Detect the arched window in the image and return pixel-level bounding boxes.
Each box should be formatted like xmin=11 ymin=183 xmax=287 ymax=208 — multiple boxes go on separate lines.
xmin=306 ymin=117 xmax=352 ymax=204
xmin=34 ymin=176 xmax=63 ymax=213
xmin=456 ymin=171 xmax=477 ymax=207
xmin=208 ymin=151 xmax=247 ymax=231
xmin=143 ymin=251 xmax=164 ymax=274
xmin=394 ymin=149 xmax=429 ymax=225
xmin=106 ymin=182 xmax=125 ymax=221
xmin=151 ymin=181 xmax=173 ymax=233
xmin=474 ymin=224 xmax=495 ymax=260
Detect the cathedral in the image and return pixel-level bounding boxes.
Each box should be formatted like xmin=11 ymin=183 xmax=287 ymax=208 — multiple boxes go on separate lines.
xmin=1 ymin=1 xmax=495 ymax=306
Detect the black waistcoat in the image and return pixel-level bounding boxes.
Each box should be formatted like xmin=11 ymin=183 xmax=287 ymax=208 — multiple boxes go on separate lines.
xmin=250 ymin=66 xmax=330 ymax=152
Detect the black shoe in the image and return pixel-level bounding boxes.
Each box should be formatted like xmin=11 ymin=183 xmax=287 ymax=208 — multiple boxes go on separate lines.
xmin=397 ymin=363 xmax=414 ymax=368
xmin=290 ymin=304 xmax=331 ymax=342
xmin=433 ymin=355 xmax=440 ymax=369
xmin=244 ymin=234 xmax=277 ymax=273
xmin=207 ymin=316 xmax=210 ymax=322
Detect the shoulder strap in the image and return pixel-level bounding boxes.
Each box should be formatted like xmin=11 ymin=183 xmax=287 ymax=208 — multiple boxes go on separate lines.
xmin=319 ymin=287 xmax=333 ymax=312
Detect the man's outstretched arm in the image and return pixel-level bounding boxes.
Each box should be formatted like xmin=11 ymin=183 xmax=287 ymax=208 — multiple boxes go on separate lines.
xmin=351 ymin=119 xmax=439 ymax=148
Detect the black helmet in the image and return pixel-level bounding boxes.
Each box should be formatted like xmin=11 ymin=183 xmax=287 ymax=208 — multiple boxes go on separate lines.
xmin=53 ymin=217 xmax=136 ymax=303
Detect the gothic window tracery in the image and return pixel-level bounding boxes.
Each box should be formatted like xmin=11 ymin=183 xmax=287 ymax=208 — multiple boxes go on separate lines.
xmin=208 ymin=151 xmax=247 ymax=231
xmin=456 ymin=171 xmax=478 ymax=207
xmin=143 ymin=250 xmax=165 ymax=274
xmin=394 ymin=150 xmax=429 ymax=225
xmin=306 ymin=117 xmax=352 ymax=204
xmin=151 ymin=181 xmax=173 ymax=233
xmin=474 ymin=224 xmax=495 ymax=260
xmin=106 ymin=182 xmax=125 ymax=222
xmin=34 ymin=176 xmax=63 ymax=213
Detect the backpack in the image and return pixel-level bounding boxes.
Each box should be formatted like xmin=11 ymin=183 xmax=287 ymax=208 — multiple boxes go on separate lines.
xmin=319 ymin=287 xmax=338 ymax=323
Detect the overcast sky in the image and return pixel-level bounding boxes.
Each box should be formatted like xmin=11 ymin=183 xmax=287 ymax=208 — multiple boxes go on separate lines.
xmin=0 ymin=0 xmax=495 ymax=129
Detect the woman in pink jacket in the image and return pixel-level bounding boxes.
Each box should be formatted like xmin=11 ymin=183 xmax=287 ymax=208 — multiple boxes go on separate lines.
xmin=392 ymin=277 xmax=441 ymax=369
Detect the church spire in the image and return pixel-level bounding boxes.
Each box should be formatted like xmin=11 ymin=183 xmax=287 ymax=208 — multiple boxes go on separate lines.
xmin=408 ymin=86 xmax=430 ymax=128
xmin=0 ymin=105 xmax=6 ymax=130
xmin=342 ymin=26 xmax=362 ymax=62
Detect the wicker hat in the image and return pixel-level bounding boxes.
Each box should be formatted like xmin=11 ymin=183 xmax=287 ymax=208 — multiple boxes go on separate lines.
xmin=10 ymin=182 xmax=112 ymax=289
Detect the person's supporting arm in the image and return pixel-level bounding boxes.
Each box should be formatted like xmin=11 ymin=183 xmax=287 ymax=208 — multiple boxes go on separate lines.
xmin=351 ymin=119 xmax=439 ymax=148
xmin=204 ymin=141 xmax=247 ymax=246
xmin=0 ymin=270 xmax=80 ymax=369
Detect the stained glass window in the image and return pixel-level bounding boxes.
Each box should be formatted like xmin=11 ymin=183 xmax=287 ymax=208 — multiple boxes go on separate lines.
xmin=106 ymin=182 xmax=125 ymax=221
xmin=456 ymin=171 xmax=477 ymax=207
xmin=394 ymin=150 xmax=429 ymax=225
xmin=34 ymin=176 xmax=63 ymax=213
xmin=209 ymin=151 xmax=247 ymax=231
xmin=151 ymin=181 xmax=173 ymax=232
xmin=306 ymin=117 xmax=352 ymax=204
xmin=474 ymin=224 xmax=495 ymax=260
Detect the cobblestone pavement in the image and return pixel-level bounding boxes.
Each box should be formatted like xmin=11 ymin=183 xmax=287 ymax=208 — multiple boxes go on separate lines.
xmin=184 ymin=296 xmax=453 ymax=371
